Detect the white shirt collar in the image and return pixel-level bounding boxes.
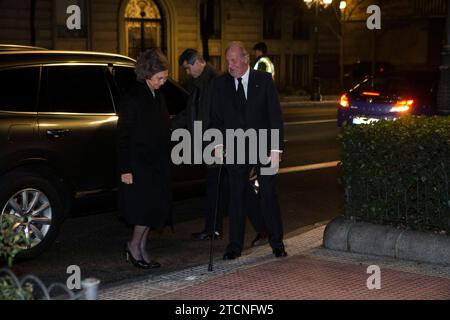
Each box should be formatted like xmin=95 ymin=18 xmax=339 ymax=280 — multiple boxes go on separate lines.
xmin=235 ymin=66 xmax=250 ymax=84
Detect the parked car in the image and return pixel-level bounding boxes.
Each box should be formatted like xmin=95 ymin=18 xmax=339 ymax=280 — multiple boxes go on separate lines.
xmin=337 ymin=70 xmax=439 ymax=126
xmin=0 ymin=48 xmax=202 ymax=259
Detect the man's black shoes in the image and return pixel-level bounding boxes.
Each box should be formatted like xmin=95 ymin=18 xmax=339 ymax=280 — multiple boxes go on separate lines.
xmin=192 ymin=230 xmax=223 ymax=240
xmin=273 ymin=247 xmax=288 ymax=258
xmin=223 ymin=251 xmax=241 ymax=260
xmin=251 ymin=232 xmax=268 ymax=247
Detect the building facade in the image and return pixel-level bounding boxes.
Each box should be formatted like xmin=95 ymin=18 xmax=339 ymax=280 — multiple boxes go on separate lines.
xmin=342 ymin=0 xmax=447 ymax=71
xmin=1 ymin=0 xmax=343 ymax=93
xmin=3 ymin=0 xmax=442 ymax=94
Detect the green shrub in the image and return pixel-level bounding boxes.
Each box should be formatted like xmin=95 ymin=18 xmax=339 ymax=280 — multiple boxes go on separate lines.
xmin=340 ymin=116 xmax=450 ymax=232
xmin=0 ymin=277 xmax=33 ymax=300
xmin=0 ymin=215 xmax=26 ymax=267
xmin=0 ymin=215 xmax=34 ymax=300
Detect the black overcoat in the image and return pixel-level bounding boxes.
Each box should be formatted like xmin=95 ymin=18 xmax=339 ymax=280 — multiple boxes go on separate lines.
xmin=209 ymin=69 xmax=284 ymax=165
xmin=117 ymin=82 xmax=172 ymax=228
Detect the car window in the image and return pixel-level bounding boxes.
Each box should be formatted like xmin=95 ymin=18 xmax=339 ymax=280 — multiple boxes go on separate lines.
xmin=0 ymin=67 xmax=40 ymax=112
xmin=40 ymin=65 xmax=114 ymax=113
xmin=113 ymin=66 xmax=138 ymax=96
xmin=159 ymin=79 xmax=189 ymax=115
xmin=356 ymin=73 xmax=437 ymax=96
xmin=351 ymin=62 xmax=392 ymax=78
xmin=375 ymin=78 xmax=413 ymax=93
xmin=109 ymin=66 xmax=139 ymax=111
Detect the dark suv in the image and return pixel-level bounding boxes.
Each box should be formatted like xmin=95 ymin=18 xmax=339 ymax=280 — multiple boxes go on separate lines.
xmin=0 ymin=49 xmax=199 ymax=258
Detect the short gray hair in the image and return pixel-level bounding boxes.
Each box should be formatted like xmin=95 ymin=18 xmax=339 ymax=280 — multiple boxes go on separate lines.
xmin=225 ymin=41 xmax=249 ymax=57
xmin=135 ymin=48 xmax=169 ymax=82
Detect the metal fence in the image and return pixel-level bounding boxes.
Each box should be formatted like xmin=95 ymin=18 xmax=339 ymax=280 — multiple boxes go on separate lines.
xmin=0 ymin=268 xmax=99 ymax=300
xmin=344 ymin=174 xmax=450 ymax=232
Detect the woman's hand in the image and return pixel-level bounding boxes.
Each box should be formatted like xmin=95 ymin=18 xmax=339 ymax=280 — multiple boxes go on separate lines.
xmin=121 ymin=173 xmax=133 ymax=185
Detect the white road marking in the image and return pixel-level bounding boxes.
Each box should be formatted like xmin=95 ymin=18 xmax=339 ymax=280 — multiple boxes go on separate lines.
xmin=280 ymin=101 xmax=338 ymax=106
xmin=285 ymin=119 xmax=336 ymax=126
xmin=278 ymin=161 xmax=340 ymax=174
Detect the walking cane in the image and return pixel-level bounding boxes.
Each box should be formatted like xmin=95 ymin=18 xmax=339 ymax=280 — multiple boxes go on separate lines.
xmin=208 ymin=155 xmax=224 ymax=272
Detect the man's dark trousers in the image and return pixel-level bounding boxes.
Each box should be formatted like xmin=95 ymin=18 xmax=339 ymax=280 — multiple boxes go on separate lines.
xmin=226 ymin=164 xmax=283 ymax=254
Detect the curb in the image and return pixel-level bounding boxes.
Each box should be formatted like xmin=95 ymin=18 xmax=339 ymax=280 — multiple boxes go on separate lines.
xmin=323 ymin=216 xmax=450 ymax=266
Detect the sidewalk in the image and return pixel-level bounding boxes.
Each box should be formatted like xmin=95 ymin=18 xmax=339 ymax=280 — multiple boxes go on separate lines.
xmin=98 ymin=224 xmax=450 ymax=300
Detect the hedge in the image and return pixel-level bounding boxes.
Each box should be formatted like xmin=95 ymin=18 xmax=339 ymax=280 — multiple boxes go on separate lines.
xmin=339 ymin=116 xmax=450 ymax=233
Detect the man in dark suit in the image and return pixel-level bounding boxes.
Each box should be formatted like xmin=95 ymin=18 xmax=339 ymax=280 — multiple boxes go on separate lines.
xmin=172 ymin=48 xmax=227 ymax=240
xmin=209 ymin=41 xmax=287 ymax=259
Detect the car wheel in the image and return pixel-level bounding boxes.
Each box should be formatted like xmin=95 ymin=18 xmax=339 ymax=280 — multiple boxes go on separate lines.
xmin=0 ymin=171 xmax=65 ymax=260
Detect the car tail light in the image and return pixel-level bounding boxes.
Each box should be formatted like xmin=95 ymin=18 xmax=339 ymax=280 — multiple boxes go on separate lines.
xmin=390 ymin=99 xmax=414 ymax=112
xmin=362 ymin=91 xmax=380 ymax=96
xmin=340 ymin=94 xmax=349 ymax=108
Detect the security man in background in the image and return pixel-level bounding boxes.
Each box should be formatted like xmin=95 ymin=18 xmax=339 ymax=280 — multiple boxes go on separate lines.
xmin=253 ymin=42 xmax=275 ymax=80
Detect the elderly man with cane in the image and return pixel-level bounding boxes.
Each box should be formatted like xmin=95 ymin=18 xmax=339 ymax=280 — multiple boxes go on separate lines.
xmin=209 ymin=41 xmax=287 ymax=260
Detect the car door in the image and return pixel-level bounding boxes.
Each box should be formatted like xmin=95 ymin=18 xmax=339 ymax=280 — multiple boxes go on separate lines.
xmin=0 ymin=66 xmax=40 ymax=173
xmin=37 ymin=64 xmax=118 ymax=194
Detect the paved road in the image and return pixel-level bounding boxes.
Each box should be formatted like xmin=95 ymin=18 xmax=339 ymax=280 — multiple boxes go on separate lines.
xmin=13 ymin=102 xmax=344 ymax=288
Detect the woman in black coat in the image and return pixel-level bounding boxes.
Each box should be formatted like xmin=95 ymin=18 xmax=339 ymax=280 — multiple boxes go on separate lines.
xmin=117 ymin=48 xmax=172 ymax=269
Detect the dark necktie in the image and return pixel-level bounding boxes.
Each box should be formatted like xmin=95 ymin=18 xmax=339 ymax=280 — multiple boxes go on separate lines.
xmin=236 ymin=77 xmax=247 ymax=129
xmin=237 ymin=77 xmax=246 ymax=107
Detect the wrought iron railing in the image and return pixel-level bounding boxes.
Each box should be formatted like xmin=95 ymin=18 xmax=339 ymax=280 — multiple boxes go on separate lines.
xmin=344 ymin=173 xmax=450 ymax=232
xmin=0 ymin=268 xmax=100 ymax=300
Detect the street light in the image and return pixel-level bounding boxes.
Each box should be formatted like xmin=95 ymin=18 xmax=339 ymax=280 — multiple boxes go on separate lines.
xmin=303 ymin=0 xmax=347 ymax=99
xmin=303 ymin=0 xmax=333 ymax=101
xmin=138 ymin=0 xmax=147 ymax=53
xmin=339 ymin=1 xmax=346 ymax=89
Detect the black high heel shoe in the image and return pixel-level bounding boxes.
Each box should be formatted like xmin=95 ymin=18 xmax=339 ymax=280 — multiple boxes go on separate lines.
xmin=124 ymin=244 xmax=152 ymax=269
xmin=141 ymin=248 xmax=161 ymax=269
xmin=142 ymin=258 xmax=161 ymax=269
